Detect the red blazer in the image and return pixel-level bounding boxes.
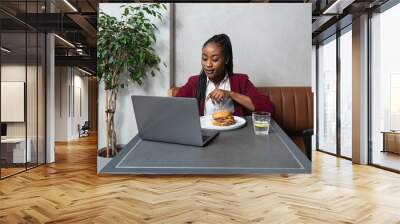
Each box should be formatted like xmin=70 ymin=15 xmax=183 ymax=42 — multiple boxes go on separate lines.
xmin=175 ymin=73 xmax=274 ymax=116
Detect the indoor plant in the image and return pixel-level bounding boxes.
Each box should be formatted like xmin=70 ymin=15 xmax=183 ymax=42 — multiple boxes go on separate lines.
xmin=97 ymin=3 xmax=167 ymax=157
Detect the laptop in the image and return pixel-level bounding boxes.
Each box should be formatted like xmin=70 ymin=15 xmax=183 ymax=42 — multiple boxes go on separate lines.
xmin=131 ymin=95 xmax=219 ymax=147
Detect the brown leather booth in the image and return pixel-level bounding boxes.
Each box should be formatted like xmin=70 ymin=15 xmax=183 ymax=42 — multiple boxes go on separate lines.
xmin=168 ymin=87 xmax=313 ymax=159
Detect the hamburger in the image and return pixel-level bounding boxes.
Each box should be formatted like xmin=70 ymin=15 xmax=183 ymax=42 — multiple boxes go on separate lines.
xmin=212 ymin=110 xmax=236 ymax=126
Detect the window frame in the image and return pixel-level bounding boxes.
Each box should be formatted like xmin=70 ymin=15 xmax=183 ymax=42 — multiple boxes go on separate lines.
xmin=316 ymin=24 xmax=353 ymax=161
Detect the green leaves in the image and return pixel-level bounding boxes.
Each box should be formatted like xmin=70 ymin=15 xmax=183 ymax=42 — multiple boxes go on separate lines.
xmin=97 ymin=3 xmax=167 ymax=90
xmin=123 ymin=7 xmax=129 ymax=16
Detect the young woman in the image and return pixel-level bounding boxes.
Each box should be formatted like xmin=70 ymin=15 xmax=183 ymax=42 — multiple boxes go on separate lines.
xmin=175 ymin=34 xmax=273 ymax=116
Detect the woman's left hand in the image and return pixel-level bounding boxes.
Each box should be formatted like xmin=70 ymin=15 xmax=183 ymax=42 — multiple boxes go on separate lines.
xmin=207 ymin=89 xmax=231 ymax=104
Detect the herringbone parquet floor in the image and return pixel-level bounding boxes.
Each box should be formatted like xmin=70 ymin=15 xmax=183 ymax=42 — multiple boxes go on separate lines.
xmin=1 ymin=134 xmax=400 ymax=224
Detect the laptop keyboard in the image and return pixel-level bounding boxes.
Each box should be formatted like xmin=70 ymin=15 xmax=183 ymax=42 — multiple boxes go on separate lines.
xmin=202 ymin=135 xmax=210 ymax=142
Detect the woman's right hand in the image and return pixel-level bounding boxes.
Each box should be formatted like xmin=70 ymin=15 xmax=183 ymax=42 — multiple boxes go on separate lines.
xmin=207 ymin=89 xmax=231 ymax=104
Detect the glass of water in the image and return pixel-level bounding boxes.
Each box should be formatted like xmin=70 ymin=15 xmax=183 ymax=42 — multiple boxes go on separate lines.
xmin=252 ymin=111 xmax=271 ymax=135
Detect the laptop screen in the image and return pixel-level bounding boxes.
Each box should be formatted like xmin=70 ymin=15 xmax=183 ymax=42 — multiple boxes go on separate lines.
xmin=131 ymin=96 xmax=205 ymax=146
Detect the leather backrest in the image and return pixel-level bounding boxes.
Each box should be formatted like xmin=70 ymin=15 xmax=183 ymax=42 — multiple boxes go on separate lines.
xmin=168 ymin=86 xmax=313 ymax=133
xmin=257 ymin=87 xmax=313 ymax=133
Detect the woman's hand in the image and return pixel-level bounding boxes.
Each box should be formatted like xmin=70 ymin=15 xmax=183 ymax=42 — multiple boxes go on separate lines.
xmin=207 ymin=89 xmax=231 ymax=104
xmin=207 ymin=89 xmax=256 ymax=111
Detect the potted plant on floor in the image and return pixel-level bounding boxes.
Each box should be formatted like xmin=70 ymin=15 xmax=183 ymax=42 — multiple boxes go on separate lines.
xmin=97 ymin=3 xmax=167 ymax=157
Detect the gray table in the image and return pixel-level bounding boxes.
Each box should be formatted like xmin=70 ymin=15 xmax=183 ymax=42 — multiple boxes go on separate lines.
xmin=100 ymin=117 xmax=311 ymax=174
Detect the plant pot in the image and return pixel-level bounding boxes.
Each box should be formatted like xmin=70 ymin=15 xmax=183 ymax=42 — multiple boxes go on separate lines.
xmin=97 ymin=144 xmax=125 ymax=158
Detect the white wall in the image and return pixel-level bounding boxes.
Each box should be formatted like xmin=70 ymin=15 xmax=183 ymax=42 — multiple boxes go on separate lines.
xmin=71 ymin=73 xmax=89 ymax=138
xmin=55 ymin=67 xmax=89 ymax=141
xmin=55 ymin=66 xmax=68 ymax=141
xmin=77 ymin=74 xmax=89 ymax=127
xmin=97 ymin=3 xmax=171 ymax=149
xmin=174 ymin=3 xmax=311 ymax=87
xmin=1 ymin=65 xmax=26 ymax=81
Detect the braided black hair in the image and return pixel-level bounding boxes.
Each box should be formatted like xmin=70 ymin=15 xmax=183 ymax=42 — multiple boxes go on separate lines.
xmin=195 ymin=34 xmax=234 ymax=107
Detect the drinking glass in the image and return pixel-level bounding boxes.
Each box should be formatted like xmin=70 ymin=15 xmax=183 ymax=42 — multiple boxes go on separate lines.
xmin=252 ymin=111 xmax=271 ymax=135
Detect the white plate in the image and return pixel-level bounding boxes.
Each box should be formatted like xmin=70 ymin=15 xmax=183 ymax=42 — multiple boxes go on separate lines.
xmin=200 ymin=115 xmax=247 ymax=131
